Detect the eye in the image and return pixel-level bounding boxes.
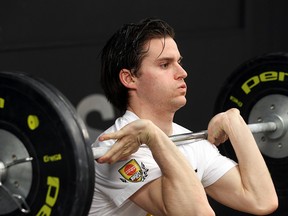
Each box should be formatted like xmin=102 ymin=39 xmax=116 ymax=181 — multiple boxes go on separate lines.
xmin=160 ymin=63 xmax=169 ymax=69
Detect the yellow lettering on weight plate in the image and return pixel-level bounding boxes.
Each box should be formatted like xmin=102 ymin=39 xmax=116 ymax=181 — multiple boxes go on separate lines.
xmin=36 ymin=176 xmax=60 ymax=216
xmin=241 ymin=71 xmax=288 ymax=95
xmin=46 ymin=177 xmax=60 ymax=207
xmin=36 ymin=204 xmax=51 ymax=216
xmin=278 ymin=71 xmax=288 ymax=81
xmin=229 ymin=95 xmax=243 ymax=107
xmin=43 ymin=154 xmax=62 ymax=163
xmin=241 ymin=75 xmax=260 ymax=94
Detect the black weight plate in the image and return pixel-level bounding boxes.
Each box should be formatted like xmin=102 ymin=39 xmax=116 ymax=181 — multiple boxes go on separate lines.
xmin=0 ymin=71 xmax=94 ymax=216
xmin=214 ymin=52 xmax=288 ymax=214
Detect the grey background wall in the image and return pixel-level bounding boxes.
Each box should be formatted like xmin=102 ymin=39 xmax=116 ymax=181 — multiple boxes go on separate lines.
xmin=0 ymin=0 xmax=288 ymax=215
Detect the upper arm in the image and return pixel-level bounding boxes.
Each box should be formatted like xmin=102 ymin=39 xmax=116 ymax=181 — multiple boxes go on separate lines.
xmin=129 ymin=177 xmax=166 ymax=216
xmin=205 ymin=165 xmax=256 ymax=212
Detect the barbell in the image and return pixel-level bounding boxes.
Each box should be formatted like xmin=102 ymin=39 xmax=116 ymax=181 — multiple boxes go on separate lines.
xmin=93 ymin=119 xmax=284 ymax=159
xmin=1 ymin=52 xmax=288 ymax=215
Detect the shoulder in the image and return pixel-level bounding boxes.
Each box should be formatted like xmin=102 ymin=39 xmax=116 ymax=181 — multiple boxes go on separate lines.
xmin=92 ymin=110 xmax=139 ymax=148
xmin=110 ymin=110 xmax=140 ymax=133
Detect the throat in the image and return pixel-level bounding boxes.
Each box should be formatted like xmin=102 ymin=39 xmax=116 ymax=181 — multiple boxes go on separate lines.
xmin=127 ymin=105 xmax=175 ymax=136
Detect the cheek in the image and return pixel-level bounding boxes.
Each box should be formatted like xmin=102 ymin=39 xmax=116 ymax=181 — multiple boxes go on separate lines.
xmin=140 ymin=80 xmax=158 ymax=94
xmin=137 ymin=71 xmax=172 ymax=95
xmin=138 ymin=73 xmax=156 ymax=88
xmin=145 ymin=77 xmax=168 ymax=91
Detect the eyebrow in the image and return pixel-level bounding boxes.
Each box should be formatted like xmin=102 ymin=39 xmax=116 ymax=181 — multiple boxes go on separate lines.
xmin=156 ymin=56 xmax=183 ymax=62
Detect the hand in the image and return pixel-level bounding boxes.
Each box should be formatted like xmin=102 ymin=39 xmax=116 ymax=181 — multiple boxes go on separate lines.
xmin=96 ymin=119 xmax=156 ymax=164
xmin=207 ymin=108 xmax=240 ymax=146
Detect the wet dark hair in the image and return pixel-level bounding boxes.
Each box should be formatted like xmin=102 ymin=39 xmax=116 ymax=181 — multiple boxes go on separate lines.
xmin=100 ymin=18 xmax=175 ymax=114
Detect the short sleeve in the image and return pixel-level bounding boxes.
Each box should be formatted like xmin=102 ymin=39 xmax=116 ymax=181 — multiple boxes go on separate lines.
xmin=201 ymin=144 xmax=237 ymax=187
xmin=96 ymin=147 xmax=161 ymax=207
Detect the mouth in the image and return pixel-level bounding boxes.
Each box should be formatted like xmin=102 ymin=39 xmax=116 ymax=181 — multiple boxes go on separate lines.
xmin=179 ymin=83 xmax=187 ymax=89
xmin=178 ymin=83 xmax=187 ymax=96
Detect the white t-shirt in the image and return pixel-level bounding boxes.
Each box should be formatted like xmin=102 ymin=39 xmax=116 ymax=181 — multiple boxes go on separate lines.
xmin=89 ymin=111 xmax=237 ymax=216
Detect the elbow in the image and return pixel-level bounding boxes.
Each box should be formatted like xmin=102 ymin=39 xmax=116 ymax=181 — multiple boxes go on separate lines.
xmin=206 ymin=210 xmax=216 ymax=216
xmin=269 ymin=196 xmax=279 ymax=213
xmin=262 ymin=196 xmax=278 ymax=215
xmin=194 ymin=203 xmax=216 ymax=216
xmin=163 ymin=206 xmax=215 ymax=216
xmin=194 ymin=207 xmax=215 ymax=216
xmin=206 ymin=208 xmax=216 ymax=216
xmin=186 ymin=210 xmax=215 ymax=216
xmin=252 ymin=195 xmax=278 ymax=215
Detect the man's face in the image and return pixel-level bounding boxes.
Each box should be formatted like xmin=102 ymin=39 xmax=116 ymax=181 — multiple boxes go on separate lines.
xmin=134 ymin=37 xmax=188 ymax=113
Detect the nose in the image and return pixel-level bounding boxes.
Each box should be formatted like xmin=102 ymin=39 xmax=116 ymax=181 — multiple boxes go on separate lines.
xmin=175 ymin=64 xmax=188 ymax=80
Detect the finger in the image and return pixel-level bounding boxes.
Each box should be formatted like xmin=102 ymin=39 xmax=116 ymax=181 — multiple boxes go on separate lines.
xmin=108 ymin=141 xmax=138 ymax=163
xmin=96 ymin=140 xmax=123 ymax=163
xmin=97 ymin=148 xmax=121 ymax=164
xmin=213 ymin=134 xmax=229 ymax=146
xmin=110 ymin=138 xmax=143 ymax=163
xmin=98 ymin=137 xmax=135 ymax=164
xmin=103 ymin=144 xmax=125 ymax=163
xmin=119 ymin=156 xmax=130 ymax=161
xmin=98 ymin=131 xmax=120 ymax=141
xmin=208 ymin=130 xmax=227 ymax=145
xmin=207 ymin=136 xmax=215 ymax=144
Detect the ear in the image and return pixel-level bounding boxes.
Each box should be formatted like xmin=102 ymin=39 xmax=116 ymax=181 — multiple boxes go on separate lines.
xmin=119 ymin=69 xmax=136 ymax=89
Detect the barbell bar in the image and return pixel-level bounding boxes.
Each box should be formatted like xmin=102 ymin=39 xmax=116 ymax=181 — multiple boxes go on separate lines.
xmin=92 ymin=121 xmax=279 ymax=159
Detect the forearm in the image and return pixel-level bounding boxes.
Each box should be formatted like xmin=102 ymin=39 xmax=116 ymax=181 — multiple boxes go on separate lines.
xmin=224 ymin=110 xmax=277 ymax=207
xmin=148 ymin=127 xmax=214 ymax=216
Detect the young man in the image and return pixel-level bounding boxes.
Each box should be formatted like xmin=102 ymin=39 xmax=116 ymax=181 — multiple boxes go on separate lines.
xmin=89 ymin=18 xmax=278 ymax=216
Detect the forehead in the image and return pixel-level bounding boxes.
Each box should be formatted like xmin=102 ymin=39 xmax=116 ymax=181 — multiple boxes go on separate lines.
xmin=143 ymin=37 xmax=180 ymax=60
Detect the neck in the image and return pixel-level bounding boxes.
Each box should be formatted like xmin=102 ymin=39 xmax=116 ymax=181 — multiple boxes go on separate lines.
xmin=127 ymin=106 xmax=175 ymax=136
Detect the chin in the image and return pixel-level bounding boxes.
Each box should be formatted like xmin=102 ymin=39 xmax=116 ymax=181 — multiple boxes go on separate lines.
xmin=174 ymin=98 xmax=187 ymax=110
xmin=180 ymin=96 xmax=187 ymax=105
